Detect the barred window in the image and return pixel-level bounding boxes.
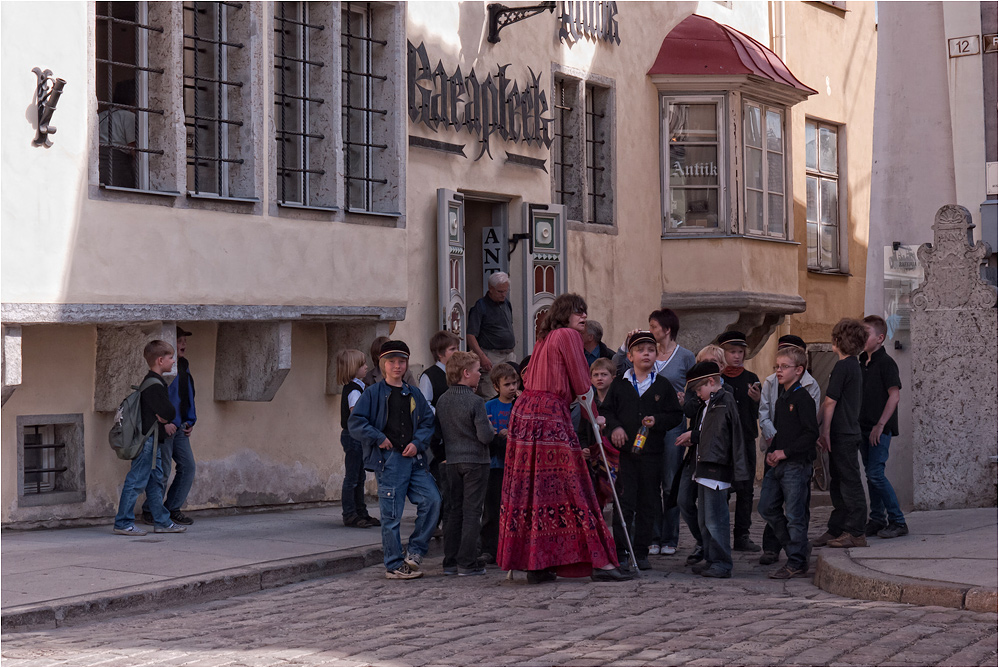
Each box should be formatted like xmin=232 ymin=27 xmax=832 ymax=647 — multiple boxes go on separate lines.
xmin=274 ymin=2 xmax=336 ymax=209
xmin=341 ymin=2 xmax=391 ymax=214
xmin=17 ymin=415 xmax=86 ymax=508
xmin=184 ymin=1 xmax=253 ymax=199
xmin=584 ymin=84 xmax=612 ymax=225
xmin=553 ymin=77 xmax=582 ymax=222
xmin=806 ymin=119 xmax=842 ymax=270
xmin=96 ymin=1 xmax=168 ymax=192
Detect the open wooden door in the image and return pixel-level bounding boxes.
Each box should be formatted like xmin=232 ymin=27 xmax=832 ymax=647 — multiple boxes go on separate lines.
xmin=438 ymin=189 xmax=467 ymax=348
xmin=521 ymin=202 xmax=568 ymax=352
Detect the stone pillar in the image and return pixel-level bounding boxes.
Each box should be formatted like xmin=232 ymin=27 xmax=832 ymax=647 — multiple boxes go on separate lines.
xmin=2 ymin=325 xmax=22 ymax=406
xmin=325 ymin=321 xmax=391 ymax=394
xmin=911 ymin=205 xmax=998 ymax=509
xmin=94 ymin=322 xmax=177 ymax=412
xmin=214 ymin=322 xmax=292 ymax=401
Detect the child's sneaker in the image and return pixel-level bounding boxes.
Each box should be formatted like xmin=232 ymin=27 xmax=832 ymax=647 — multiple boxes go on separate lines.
xmin=877 ymin=523 xmax=908 ymax=539
xmin=113 ymin=526 xmax=147 ymax=536
xmin=404 ymin=552 xmax=423 ymax=571
xmin=386 ymin=563 xmax=423 ymax=580
xmin=661 ymin=546 xmax=677 ymax=556
xmin=648 ymin=544 xmax=660 ymax=555
xmin=769 ymin=564 xmax=809 ymax=579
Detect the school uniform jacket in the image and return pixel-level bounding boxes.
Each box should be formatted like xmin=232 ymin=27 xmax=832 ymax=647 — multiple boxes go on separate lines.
xmin=768 ymin=383 xmax=820 ymax=464
xmin=691 ymin=385 xmax=750 ymax=483
xmin=602 ymin=374 xmax=683 ymax=457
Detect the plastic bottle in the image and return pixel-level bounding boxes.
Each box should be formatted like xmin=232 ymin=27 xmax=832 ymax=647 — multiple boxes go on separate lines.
xmin=631 ymin=424 xmax=649 ymax=455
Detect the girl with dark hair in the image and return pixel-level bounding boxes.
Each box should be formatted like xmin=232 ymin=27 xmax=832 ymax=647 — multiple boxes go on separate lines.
xmin=497 ymin=293 xmax=631 ymax=583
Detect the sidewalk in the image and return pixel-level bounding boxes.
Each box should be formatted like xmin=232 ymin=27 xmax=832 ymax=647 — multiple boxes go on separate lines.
xmin=815 ymin=507 xmax=998 ymax=612
xmin=1 ymin=505 xmax=423 ymax=631
xmin=2 ymin=504 xmax=995 ymax=632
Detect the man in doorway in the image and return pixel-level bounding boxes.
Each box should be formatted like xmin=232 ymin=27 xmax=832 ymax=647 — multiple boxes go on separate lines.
xmin=467 ymin=272 xmax=516 ymax=399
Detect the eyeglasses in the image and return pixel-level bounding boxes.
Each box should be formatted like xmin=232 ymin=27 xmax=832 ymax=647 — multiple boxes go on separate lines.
xmin=773 ymin=364 xmax=799 ymax=371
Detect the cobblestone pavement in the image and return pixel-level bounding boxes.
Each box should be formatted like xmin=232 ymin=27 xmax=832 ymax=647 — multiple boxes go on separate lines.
xmin=3 ymin=544 xmax=996 ymax=667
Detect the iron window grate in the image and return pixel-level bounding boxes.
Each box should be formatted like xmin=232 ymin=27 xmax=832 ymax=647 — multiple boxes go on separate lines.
xmin=22 ymin=426 xmax=67 ymax=495
xmin=184 ymin=1 xmax=245 ymax=196
xmin=553 ymin=79 xmax=576 ymax=201
xmin=342 ymin=2 xmax=389 ymax=212
xmin=96 ymin=1 xmax=165 ymax=189
xmin=585 ymin=85 xmax=607 ymax=223
xmin=274 ymin=2 xmax=327 ymax=205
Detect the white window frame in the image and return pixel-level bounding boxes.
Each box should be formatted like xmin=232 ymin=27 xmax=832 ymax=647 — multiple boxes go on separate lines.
xmin=660 ymin=93 xmax=727 ymax=236
xmin=742 ymin=99 xmax=788 ymax=239
xmin=805 ymin=118 xmax=845 ymax=271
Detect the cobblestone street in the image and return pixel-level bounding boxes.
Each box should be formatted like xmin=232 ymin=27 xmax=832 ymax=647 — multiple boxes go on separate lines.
xmin=2 ymin=546 xmax=996 ymax=667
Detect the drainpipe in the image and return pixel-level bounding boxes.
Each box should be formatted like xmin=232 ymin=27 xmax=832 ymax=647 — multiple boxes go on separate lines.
xmin=772 ymin=0 xmax=786 ymax=61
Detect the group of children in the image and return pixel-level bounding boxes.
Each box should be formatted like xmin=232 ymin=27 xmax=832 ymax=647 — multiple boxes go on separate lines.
xmin=331 ymin=310 xmax=905 ymax=582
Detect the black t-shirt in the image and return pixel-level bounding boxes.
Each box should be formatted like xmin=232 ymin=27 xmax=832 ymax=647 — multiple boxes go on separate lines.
xmin=725 ymin=369 xmax=760 ymax=444
xmin=382 ymin=385 xmax=414 ymax=451
xmin=139 ymin=371 xmax=175 ymax=443
xmin=826 ymin=356 xmax=862 ymax=438
xmin=467 ymin=296 xmax=515 ymax=351
xmin=859 ymin=347 xmax=902 ymax=436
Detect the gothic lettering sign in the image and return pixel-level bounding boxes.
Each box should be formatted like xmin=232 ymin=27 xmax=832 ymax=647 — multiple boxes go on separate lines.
xmin=408 ymin=41 xmax=554 ymax=161
xmin=557 ymin=1 xmax=620 ymax=47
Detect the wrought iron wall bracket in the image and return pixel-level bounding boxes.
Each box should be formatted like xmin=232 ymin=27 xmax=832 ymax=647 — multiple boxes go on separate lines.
xmin=487 ymin=2 xmax=555 ymax=44
xmin=32 ymin=67 xmax=66 ymax=147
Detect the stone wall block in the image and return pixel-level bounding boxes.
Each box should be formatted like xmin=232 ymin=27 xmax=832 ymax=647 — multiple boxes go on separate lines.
xmin=214 ymin=322 xmax=292 ymax=402
xmin=911 ymin=205 xmax=998 ymax=509
xmin=2 ymin=326 xmax=22 ymax=406
xmin=325 ymin=321 xmax=391 ymax=394
xmin=94 ymin=322 xmax=177 ymax=412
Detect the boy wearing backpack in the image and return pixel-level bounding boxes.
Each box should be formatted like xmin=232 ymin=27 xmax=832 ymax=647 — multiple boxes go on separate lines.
xmin=112 ymin=340 xmax=187 ymax=536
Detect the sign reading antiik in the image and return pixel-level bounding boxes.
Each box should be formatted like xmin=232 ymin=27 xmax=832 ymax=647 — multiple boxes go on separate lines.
xmin=407 ymin=40 xmax=554 ymax=161
xmin=557 ymin=1 xmax=620 ymax=47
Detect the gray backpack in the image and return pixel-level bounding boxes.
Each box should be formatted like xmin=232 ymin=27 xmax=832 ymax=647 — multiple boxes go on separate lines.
xmin=109 ymin=376 xmax=164 ymax=460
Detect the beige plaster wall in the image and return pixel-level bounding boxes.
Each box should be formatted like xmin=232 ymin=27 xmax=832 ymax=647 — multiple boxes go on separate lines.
xmin=1 ymin=322 xmax=353 ymax=524
xmin=0 ymin=2 xmax=408 ymax=309
xmin=782 ymin=0 xmax=878 ymax=343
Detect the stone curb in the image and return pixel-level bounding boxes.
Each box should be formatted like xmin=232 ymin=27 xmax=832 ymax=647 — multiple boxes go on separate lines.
xmin=814 ymin=552 xmax=998 ymax=612
xmin=1 ymin=545 xmax=388 ymax=633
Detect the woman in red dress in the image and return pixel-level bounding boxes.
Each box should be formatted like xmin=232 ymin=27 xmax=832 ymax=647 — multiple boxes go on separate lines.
xmin=497 ymin=293 xmax=632 ymax=583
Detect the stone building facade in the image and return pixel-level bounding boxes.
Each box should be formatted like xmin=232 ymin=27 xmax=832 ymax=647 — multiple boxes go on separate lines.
xmin=1 ymin=1 xmax=876 ymax=525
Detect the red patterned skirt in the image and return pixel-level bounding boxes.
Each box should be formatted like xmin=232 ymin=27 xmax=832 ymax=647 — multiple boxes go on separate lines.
xmin=497 ymin=390 xmax=618 ymax=577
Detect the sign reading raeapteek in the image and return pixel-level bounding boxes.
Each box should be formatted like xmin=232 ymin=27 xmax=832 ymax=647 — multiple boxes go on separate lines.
xmin=407 ymin=41 xmax=554 ymax=161
xmin=557 ymin=1 xmax=620 ymax=47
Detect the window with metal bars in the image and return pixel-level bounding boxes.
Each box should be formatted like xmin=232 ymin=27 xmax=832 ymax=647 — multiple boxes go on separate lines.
xmin=184 ymin=1 xmax=252 ymax=199
xmin=552 ymin=77 xmax=582 ymax=222
xmin=95 ymin=1 xmax=167 ymax=192
xmin=274 ymin=2 xmax=336 ymax=209
xmin=552 ymin=73 xmax=614 ymax=225
xmin=17 ymin=415 xmax=86 ymax=507
xmin=341 ymin=2 xmax=392 ymax=214
xmin=584 ymin=84 xmax=612 ymax=225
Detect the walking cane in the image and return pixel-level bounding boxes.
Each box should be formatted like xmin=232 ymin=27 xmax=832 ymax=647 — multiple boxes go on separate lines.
xmin=577 ymin=387 xmax=640 ymax=575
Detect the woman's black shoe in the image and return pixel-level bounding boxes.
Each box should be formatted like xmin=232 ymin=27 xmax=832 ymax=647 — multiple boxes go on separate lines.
xmin=591 ymin=567 xmax=635 ymax=582
xmin=526 ymin=569 xmax=557 ymax=584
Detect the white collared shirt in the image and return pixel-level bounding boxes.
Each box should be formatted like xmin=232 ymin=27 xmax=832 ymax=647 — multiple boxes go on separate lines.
xmin=623 ymin=368 xmax=656 ymax=397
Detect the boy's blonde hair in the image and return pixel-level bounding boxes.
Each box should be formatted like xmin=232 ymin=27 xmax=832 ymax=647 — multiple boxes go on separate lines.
xmin=590 ymin=357 xmax=615 ymax=376
xmin=775 ymin=346 xmax=808 ymax=371
xmin=832 ymin=318 xmax=867 ymax=357
xmin=697 ymin=344 xmax=727 ymax=369
xmin=335 ymin=349 xmax=367 ymax=386
xmin=446 ymin=351 xmax=480 ymax=386
xmin=143 ymin=340 xmax=174 ymax=366
xmin=490 ymin=362 xmax=519 ymax=388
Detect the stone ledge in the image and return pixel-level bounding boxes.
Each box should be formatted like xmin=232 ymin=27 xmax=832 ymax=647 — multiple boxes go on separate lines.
xmin=814 ymin=552 xmax=997 ymax=612
xmin=1 ymin=544 xmax=386 ymax=633
xmin=0 ymin=303 xmax=407 ymax=325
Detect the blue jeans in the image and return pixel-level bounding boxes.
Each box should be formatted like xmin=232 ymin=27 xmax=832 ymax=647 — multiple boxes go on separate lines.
xmin=860 ymin=433 xmax=905 ymax=526
xmin=697 ymin=483 xmax=732 ymax=574
xmin=758 ymin=460 xmax=812 ymax=570
xmin=375 ymin=450 xmax=442 ymax=571
xmin=115 ymin=435 xmax=171 ymax=529
xmin=340 ymin=431 xmax=369 ymax=520
xmin=677 ymin=459 xmax=702 ymax=548
xmin=142 ymin=431 xmax=196 ymax=516
xmin=653 ymin=424 xmax=685 ymax=548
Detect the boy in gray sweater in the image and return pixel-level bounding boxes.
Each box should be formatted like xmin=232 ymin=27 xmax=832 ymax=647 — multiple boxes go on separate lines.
xmin=436 ymin=351 xmax=504 ymax=576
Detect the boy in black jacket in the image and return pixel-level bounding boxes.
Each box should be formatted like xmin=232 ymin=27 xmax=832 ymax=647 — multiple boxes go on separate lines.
xmin=682 ymin=361 xmax=750 ymax=578
xmin=717 ymin=330 xmax=761 ymax=552
xmin=602 ymin=332 xmax=683 ymax=570
xmin=757 ymin=346 xmax=819 ymax=579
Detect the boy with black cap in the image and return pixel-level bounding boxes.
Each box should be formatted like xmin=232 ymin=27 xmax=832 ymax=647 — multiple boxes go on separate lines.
xmin=349 ymin=340 xmax=441 ymax=580
xmin=601 ymin=332 xmax=683 ymax=570
xmin=680 ymin=361 xmax=750 ymax=578
xmin=716 ymin=330 xmax=761 ymax=552
xmin=756 ymin=335 xmax=820 ymax=565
